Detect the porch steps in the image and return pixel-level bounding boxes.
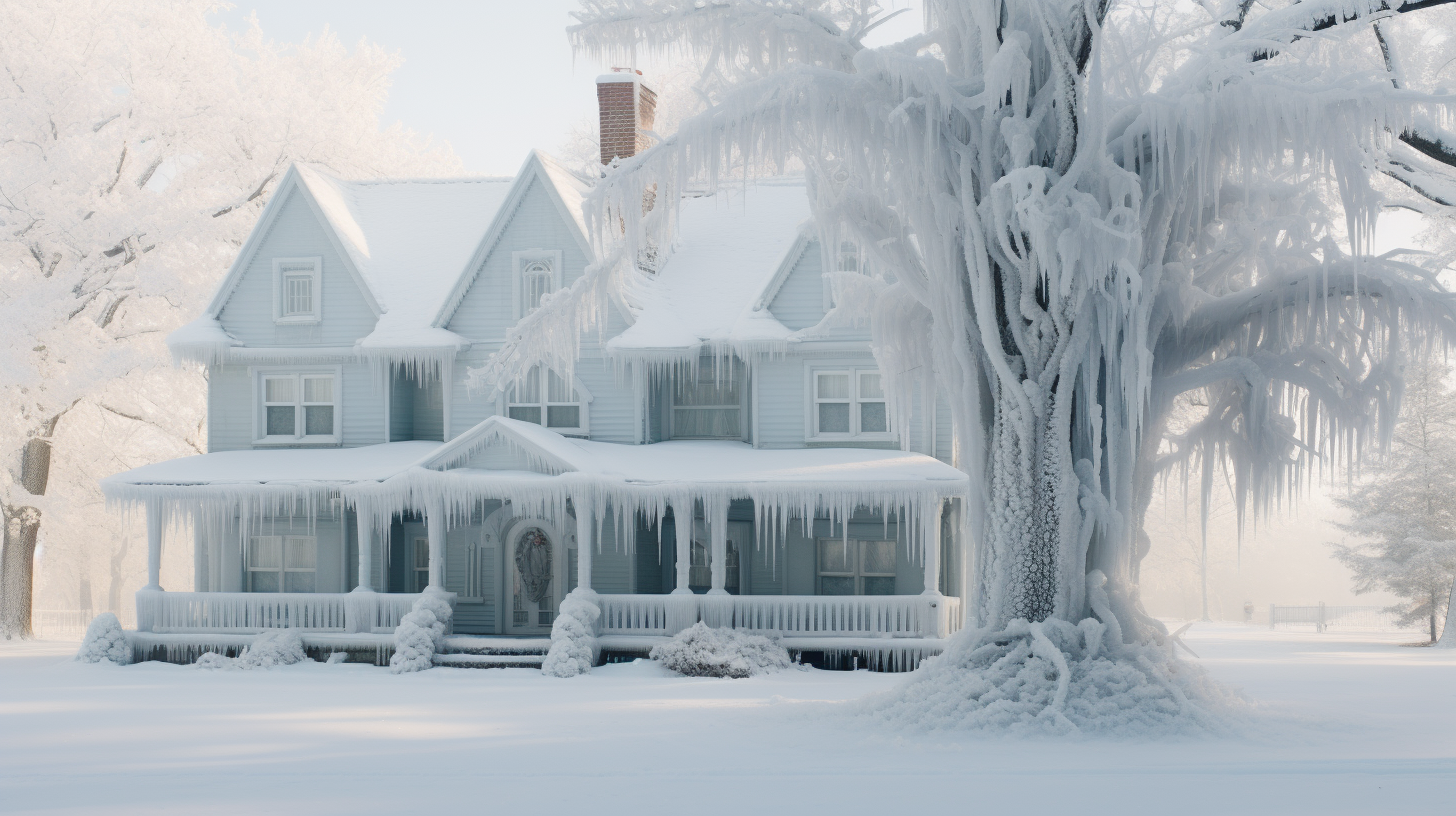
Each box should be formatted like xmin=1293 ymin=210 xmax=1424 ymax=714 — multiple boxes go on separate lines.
xmin=433 ymin=635 xmax=551 ymax=669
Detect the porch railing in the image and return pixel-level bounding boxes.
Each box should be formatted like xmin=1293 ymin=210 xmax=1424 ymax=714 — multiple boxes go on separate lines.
xmin=135 ymin=590 xmax=433 ymax=634
xmin=596 ymin=593 xmax=962 ymax=639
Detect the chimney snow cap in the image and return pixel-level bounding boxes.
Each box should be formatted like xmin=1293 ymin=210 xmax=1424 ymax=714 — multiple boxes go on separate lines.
xmin=597 ymin=67 xmax=645 ymax=84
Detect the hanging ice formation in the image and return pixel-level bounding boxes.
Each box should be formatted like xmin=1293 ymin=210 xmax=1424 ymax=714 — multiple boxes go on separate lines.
xmin=551 ymin=0 xmax=1456 ymax=650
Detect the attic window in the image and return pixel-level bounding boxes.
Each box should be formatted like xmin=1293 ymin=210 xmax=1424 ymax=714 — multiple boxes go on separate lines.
xmin=272 ymin=257 xmax=321 ymax=324
xmin=513 ymin=250 xmax=564 ymax=320
xmin=837 ymin=241 xmax=861 ymax=273
xmin=507 ymin=367 xmax=589 ymax=435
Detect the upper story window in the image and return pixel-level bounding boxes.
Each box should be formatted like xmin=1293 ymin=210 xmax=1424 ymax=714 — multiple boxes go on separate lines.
xmin=272 ymin=257 xmax=321 ymax=324
xmin=506 ymin=367 xmax=590 ymax=435
xmin=672 ymin=368 xmax=744 ymax=440
xmin=513 ymin=250 xmax=563 ymax=320
xmin=256 ymin=368 xmax=341 ymax=444
xmin=837 ymin=240 xmax=861 ymax=273
xmin=810 ymin=367 xmax=890 ymax=440
xmin=818 ymin=538 xmax=895 ymax=596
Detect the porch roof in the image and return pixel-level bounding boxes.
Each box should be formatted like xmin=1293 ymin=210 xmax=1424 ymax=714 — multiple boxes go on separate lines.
xmin=100 ymin=441 xmax=443 ymax=502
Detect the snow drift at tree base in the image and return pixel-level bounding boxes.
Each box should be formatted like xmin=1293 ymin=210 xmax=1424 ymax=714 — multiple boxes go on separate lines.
xmin=860 ymin=573 xmax=1246 ymax=736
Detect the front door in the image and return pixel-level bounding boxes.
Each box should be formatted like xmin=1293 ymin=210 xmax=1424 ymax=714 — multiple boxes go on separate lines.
xmin=508 ymin=522 xmax=557 ymax=634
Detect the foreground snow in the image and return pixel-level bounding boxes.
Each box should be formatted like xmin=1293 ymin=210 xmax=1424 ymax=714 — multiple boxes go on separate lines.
xmin=1 ymin=624 xmax=1452 ymax=815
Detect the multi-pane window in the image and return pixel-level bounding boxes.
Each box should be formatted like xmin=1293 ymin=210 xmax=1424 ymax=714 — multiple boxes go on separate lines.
xmin=260 ymin=372 xmax=338 ymax=441
xmin=248 ymin=536 xmax=317 ymax=593
xmin=507 ymin=368 xmax=586 ymax=433
xmin=812 ymin=369 xmax=888 ymax=438
xmin=273 ymin=258 xmax=320 ymax=323
xmin=521 ymin=261 xmax=554 ymax=316
xmin=412 ymin=538 xmax=430 ymax=592
xmin=817 ymin=538 xmax=896 ymax=596
xmin=837 ymin=240 xmax=861 ymax=273
xmin=672 ymin=370 xmax=742 ymax=439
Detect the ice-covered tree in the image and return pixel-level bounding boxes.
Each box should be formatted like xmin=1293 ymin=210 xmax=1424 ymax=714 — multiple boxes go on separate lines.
xmin=1334 ymin=359 xmax=1456 ymax=643
xmin=476 ymin=1 xmax=1456 ymax=729
xmin=0 ymin=0 xmax=458 ymax=638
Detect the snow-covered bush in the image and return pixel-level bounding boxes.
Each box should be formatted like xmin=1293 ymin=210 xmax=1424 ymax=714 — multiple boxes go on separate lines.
xmin=541 ymin=589 xmax=600 ymax=678
xmin=75 ymin=613 xmax=131 ymax=665
xmin=194 ymin=630 xmax=308 ymax=670
xmin=650 ymin=623 xmax=791 ymax=679
xmin=389 ymin=588 xmax=453 ymax=674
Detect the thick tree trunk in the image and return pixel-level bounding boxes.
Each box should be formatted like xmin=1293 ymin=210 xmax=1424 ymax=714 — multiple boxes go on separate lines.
xmin=0 ymin=417 xmax=61 ymax=639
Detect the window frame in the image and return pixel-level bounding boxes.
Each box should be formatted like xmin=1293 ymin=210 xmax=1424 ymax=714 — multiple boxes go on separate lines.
xmin=251 ymin=366 xmax=343 ymax=446
xmin=816 ymin=538 xmax=898 ymax=596
xmin=247 ymin=535 xmax=318 ymax=593
xmin=511 ymin=249 xmax=564 ymax=321
xmin=412 ymin=537 xmax=430 ymax=593
xmin=271 ymin=257 xmax=323 ymax=324
xmin=669 ymin=364 xmax=748 ymax=441
xmin=805 ymin=363 xmax=893 ymax=441
xmin=501 ymin=367 xmax=592 ymax=436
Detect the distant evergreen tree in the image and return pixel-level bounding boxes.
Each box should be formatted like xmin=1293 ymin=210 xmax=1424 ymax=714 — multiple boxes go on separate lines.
xmin=1335 ymin=360 xmax=1456 ymax=643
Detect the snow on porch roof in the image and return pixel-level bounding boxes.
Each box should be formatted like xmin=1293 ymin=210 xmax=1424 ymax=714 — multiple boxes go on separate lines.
xmin=425 ymin=416 xmax=967 ymax=489
xmin=100 ymin=441 xmax=444 ymax=502
xmin=606 ymin=178 xmax=809 ymax=358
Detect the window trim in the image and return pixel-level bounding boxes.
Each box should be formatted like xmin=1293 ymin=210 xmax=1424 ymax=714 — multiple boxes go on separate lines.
xmin=805 ymin=363 xmax=893 ymax=441
xmin=670 ymin=366 xmax=748 ymax=441
xmin=816 ymin=537 xmax=897 ymax=596
xmin=251 ymin=366 xmax=344 ymax=446
xmin=271 ymin=257 xmax=323 ymax=324
xmin=511 ymin=249 xmax=564 ymax=321
xmin=499 ymin=367 xmax=593 ymax=436
xmin=247 ymin=535 xmax=318 ymax=593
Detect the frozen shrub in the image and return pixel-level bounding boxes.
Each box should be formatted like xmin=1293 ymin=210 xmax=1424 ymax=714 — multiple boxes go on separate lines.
xmin=542 ymin=589 xmax=600 ymax=678
xmin=76 ymin=613 xmax=131 ymax=665
xmin=194 ymin=629 xmax=307 ymax=670
xmin=650 ymin=623 xmax=791 ymax=678
xmin=389 ymin=588 xmax=453 ymax=674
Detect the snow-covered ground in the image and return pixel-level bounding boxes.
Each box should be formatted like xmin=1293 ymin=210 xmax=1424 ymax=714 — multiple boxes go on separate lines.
xmin=2 ymin=624 xmax=1451 ymax=815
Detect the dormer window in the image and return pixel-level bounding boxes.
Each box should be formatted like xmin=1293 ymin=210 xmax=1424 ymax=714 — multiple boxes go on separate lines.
xmin=513 ymin=250 xmax=564 ymax=320
xmin=272 ymin=258 xmax=321 ymax=324
xmin=506 ymin=367 xmax=590 ymax=435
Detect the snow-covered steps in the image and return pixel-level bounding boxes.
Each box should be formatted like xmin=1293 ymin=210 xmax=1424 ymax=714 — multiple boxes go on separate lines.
xmin=431 ymin=653 xmax=545 ymax=669
xmin=433 ymin=635 xmax=550 ymax=669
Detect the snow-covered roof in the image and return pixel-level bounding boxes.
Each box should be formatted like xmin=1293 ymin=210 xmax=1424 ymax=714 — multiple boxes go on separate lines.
xmin=101 ymin=441 xmax=442 ymax=503
xmin=607 ymin=179 xmax=810 ymax=362
xmin=291 ymin=164 xmax=514 ymax=353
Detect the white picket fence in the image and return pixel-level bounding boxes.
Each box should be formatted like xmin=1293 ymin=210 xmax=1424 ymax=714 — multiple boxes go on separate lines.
xmin=1269 ymin=603 xmax=1420 ymax=633
xmin=33 ymin=608 xmax=136 ymax=639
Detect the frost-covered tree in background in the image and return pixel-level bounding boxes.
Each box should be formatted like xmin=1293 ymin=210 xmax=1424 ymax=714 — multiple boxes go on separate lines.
xmin=1334 ymin=359 xmax=1456 ymax=643
xmin=0 ymin=0 xmax=458 ymax=638
xmin=479 ymin=1 xmax=1456 ymax=728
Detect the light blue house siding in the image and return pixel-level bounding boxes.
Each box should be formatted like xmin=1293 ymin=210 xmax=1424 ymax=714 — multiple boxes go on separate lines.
xmin=214 ymin=188 xmax=378 ymax=348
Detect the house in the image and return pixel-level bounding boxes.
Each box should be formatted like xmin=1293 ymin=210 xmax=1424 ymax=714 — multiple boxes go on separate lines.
xmin=101 ymin=72 xmax=969 ymax=670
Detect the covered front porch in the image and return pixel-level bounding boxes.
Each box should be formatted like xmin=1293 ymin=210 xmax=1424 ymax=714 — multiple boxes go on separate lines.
xmin=103 ymin=417 xmax=970 ymax=669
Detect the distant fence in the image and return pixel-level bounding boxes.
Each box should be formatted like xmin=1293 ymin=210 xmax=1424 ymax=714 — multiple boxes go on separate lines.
xmin=33 ymin=609 xmax=134 ymax=640
xmin=1269 ymin=603 xmax=1417 ymax=632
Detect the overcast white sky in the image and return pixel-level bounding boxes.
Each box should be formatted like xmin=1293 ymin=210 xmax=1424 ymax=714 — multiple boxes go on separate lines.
xmin=212 ymin=1 xmax=925 ymax=175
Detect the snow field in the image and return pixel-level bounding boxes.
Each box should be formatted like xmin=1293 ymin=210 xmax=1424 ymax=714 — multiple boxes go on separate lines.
xmin=1 ymin=623 xmax=1453 ymax=816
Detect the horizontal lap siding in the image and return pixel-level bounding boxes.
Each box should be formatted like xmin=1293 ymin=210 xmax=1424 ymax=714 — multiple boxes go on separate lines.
xmin=768 ymin=241 xmax=825 ymax=331
xmin=208 ymin=362 xmax=384 ymax=451
xmin=754 ymin=359 xmax=805 ymax=448
xmin=216 ymin=188 xmax=377 ymax=347
xmin=446 ymin=178 xmax=593 ymax=342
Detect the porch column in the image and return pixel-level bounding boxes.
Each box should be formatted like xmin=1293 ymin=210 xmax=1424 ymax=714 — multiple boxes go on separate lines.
xmin=672 ymin=502 xmax=692 ymax=594
xmin=707 ymin=501 xmax=729 ymax=596
xmin=574 ymin=495 xmax=594 ymax=592
xmin=354 ymin=512 xmax=374 ymax=592
xmin=144 ymin=497 xmax=164 ymax=591
xmin=426 ymin=498 xmax=446 ymax=590
xmin=922 ymin=499 xmax=942 ymax=596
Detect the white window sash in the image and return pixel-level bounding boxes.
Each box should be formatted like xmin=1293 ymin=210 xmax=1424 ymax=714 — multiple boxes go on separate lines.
xmin=505 ymin=368 xmax=588 ymax=434
xmin=810 ymin=366 xmax=893 ymax=440
xmin=272 ymin=257 xmax=322 ymax=324
xmin=255 ymin=370 xmax=341 ymax=443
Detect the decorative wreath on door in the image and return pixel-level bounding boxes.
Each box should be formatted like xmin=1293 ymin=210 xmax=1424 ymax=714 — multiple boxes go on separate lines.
xmin=514 ymin=527 xmax=553 ymax=603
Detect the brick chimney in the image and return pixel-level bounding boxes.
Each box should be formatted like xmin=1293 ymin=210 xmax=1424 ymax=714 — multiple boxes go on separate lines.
xmin=597 ymin=68 xmax=657 ymax=167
